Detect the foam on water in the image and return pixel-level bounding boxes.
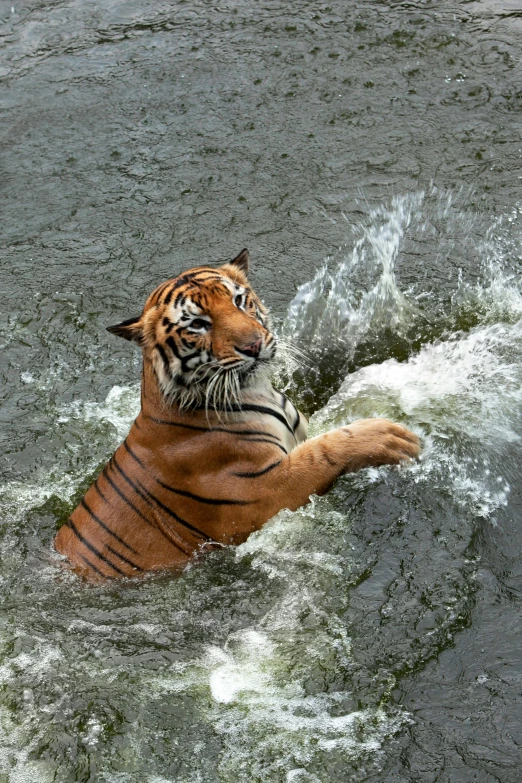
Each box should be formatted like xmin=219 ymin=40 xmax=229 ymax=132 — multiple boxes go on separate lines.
xmin=312 ymin=320 xmax=521 ymax=516
xmin=57 ymin=383 xmax=141 ymax=440
xmin=192 ymin=501 xmax=409 ymax=781
xmin=0 ymin=384 xmax=140 ymax=530
xmin=0 ymin=642 xmax=61 ymax=783
xmin=204 ymin=636 xmax=401 ymax=774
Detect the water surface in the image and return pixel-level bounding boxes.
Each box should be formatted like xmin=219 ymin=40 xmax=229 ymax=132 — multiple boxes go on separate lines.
xmin=1 ymin=1 xmax=522 ymax=781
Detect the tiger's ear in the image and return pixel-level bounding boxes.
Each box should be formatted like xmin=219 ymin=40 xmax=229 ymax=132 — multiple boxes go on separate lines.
xmin=229 ymin=248 xmax=249 ymax=274
xmin=106 ymin=316 xmax=143 ymax=343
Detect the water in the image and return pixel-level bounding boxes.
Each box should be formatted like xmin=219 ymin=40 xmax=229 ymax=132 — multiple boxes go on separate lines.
xmin=2 ymin=1 xmax=522 ymax=781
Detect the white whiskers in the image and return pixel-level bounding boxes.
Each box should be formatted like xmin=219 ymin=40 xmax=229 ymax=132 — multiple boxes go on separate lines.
xmin=274 ymin=337 xmax=312 ymax=374
xmin=155 ymin=340 xmax=287 ymax=417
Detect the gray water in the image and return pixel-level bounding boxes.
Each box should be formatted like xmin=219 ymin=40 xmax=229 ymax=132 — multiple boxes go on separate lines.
xmin=2 ymin=1 xmax=522 ymax=781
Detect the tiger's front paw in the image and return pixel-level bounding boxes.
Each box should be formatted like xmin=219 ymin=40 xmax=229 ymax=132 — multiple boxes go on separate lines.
xmin=340 ymin=418 xmax=421 ymax=469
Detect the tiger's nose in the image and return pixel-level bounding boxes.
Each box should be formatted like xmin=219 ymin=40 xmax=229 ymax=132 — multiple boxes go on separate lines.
xmin=239 ymin=338 xmax=262 ymax=357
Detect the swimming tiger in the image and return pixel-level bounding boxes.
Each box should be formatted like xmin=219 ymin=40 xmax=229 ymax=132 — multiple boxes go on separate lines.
xmin=54 ymin=248 xmax=420 ymax=580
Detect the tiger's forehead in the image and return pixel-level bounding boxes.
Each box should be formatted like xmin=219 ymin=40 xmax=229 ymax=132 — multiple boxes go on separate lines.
xmin=146 ymin=267 xmax=249 ymax=317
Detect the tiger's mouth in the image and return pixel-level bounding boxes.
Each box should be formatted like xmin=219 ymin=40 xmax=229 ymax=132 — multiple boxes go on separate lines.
xmin=219 ymin=350 xmax=275 ymax=380
xmin=235 ymin=338 xmax=277 ymax=372
xmin=197 ymin=343 xmax=275 ymax=401
xmin=158 ymin=338 xmax=277 ymax=410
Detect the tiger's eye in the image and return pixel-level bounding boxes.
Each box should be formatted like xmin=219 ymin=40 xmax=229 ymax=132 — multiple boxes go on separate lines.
xmin=190 ymin=318 xmax=209 ymax=330
xmin=234 ymin=294 xmax=244 ymax=309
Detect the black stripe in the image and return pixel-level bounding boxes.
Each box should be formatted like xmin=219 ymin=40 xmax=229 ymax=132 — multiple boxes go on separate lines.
xmin=234 ymin=430 xmax=282 ymax=440
xmin=122 ymin=440 xmax=249 ymax=507
xmin=170 ymin=273 xmax=197 ymax=293
xmin=151 ymin=281 xmax=171 ymax=306
xmin=105 ymin=543 xmax=142 ymax=572
xmin=102 ymin=463 xmax=155 ymax=525
xmin=166 ymin=335 xmax=182 ymax=359
xmin=92 ymin=478 xmax=109 ymax=503
xmin=109 ymin=455 xmax=155 ymax=510
xmin=80 ymin=497 xmax=139 ymax=555
xmin=155 ymin=479 xmax=253 ymax=506
xmin=236 ymin=437 xmax=288 ymax=454
xmin=66 ymin=519 xmax=126 ymax=576
xmin=233 ymin=460 xmax=282 ymax=478
xmin=156 ymin=343 xmax=171 ymax=374
xmin=178 ymin=350 xmax=198 ymax=362
xmin=178 ymin=351 xmax=200 ymax=373
xmin=78 ymin=553 xmax=114 ymax=580
xmin=204 ymin=403 xmax=296 ymax=436
xmin=143 ymin=414 xmax=282 ymax=439
xmin=167 ymin=268 xmax=219 ymax=293
xmin=192 ymin=271 xmax=223 ymax=281
xmin=122 ymin=438 xmax=146 ymax=468
xmin=282 ymin=394 xmax=301 ymax=430
xmin=281 ymin=393 xmax=301 ymax=433
xmin=173 ymin=372 xmax=188 ymax=388
xmin=135 ymin=480 xmax=213 ymax=541
xmin=242 ymin=404 xmax=296 ymax=436
xmin=133 ymin=417 xmax=142 ymax=432
xmin=113 ymin=450 xmax=212 ymax=541
xmin=176 ymin=294 xmax=190 ymax=310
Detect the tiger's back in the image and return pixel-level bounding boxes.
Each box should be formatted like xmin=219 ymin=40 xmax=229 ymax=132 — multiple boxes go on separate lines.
xmin=56 ymin=377 xmax=307 ymax=579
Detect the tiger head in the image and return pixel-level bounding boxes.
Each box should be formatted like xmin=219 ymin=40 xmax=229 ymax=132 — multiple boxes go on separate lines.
xmin=106 ymin=249 xmax=276 ymax=408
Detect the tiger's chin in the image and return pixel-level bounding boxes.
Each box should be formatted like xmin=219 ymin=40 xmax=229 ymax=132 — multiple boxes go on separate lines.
xmin=158 ymin=361 xmax=273 ymax=412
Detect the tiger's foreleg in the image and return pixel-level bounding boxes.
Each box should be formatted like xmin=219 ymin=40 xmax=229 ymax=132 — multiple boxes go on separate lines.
xmin=258 ymin=418 xmax=420 ymax=518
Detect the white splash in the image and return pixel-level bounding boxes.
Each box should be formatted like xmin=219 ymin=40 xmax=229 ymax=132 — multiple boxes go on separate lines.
xmin=192 ymin=498 xmax=409 ymax=780
xmin=311 ymin=321 xmax=521 ymax=516
xmin=284 ymin=192 xmax=522 ymax=518
xmin=57 ymin=383 xmax=140 ymax=439
xmin=281 ymin=192 xmax=425 ymax=360
xmin=207 ymin=630 xmax=275 ymax=705
xmin=0 ymin=384 xmax=140 ymax=528
xmin=0 ymin=643 xmax=63 ymax=783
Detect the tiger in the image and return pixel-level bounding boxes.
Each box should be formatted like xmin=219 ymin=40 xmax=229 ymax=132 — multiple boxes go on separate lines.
xmin=54 ymin=248 xmax=420 ymax=581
